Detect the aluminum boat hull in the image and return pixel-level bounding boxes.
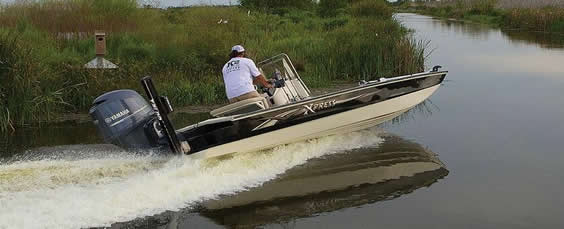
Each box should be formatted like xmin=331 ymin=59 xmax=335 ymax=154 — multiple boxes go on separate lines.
xmin=182 ymin=68 xmax=445 ymax=158
xmin=89 ymin=56 xmax=447 ymax=157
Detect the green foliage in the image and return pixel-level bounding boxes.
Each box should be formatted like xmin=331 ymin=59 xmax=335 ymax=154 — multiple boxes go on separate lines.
xmin=0 ymin=0 xmax=427 ymax=132
xmin=286 ymin=10 xmax=316 ymax=23
xmin=323 ymin=17 xmax=349 ymax=30
xmin=160 ymin=75 xmax=224 ymax=105
xmin=469 ymin=0 xmax=498 ymax=15
xmin=317 ymin=0 xmax=347 ymax=17
xmin=464 ymin=14 xmax=503 ymax=25
xmin=240 ymin=0 xmax=315 ymax=12
xmin=350 ymin=0 xmax=393 ymax=19
xmin=408 ymin=0 xmax=564 ymax=33
xmin=550 ymin=20 xmax=564 ymax=32
xmin=110 ymin=34 xmax=156 ymax=61
xmin=91 ymin=0 xmax=137 ymax=16
xmin=0 ymin=28 xmax=81 ymax=132
xmin=503 ymin=7 xmax=564 ymax=32
xmin=0 ymin=0 xmax=141 ymax=34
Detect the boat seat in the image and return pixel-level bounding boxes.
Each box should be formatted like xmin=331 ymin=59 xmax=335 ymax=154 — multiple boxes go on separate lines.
xmin=210 ymin=96 xmax=269 ymax=117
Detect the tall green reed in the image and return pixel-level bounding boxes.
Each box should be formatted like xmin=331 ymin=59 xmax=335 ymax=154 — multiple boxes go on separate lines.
xmin=0 ymin=29 xmax=82 ymax=132
xmin=412 ymin=0 xmax=564 ymax=32
xmin=504 ymin=7 xmax=564 ymax=32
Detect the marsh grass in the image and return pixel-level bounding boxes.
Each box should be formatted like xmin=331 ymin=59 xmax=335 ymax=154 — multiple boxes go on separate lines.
xmin=0 ymin=29 xmax=81 ymax=132
xmin=0 ymin=0 xmax=140 ymax=35
xmin=438 ymin=0 xmax=564 ymax=9
xmin=496 ymin=0 xmax=564 ymax=9
xmin=504 ymin=7 xmax=564 ymax=32
xmin=0 ymin=0 xmax=426 ymax=132
xmin=350 ymin=0 xmax=393 ymax=19
xmin=409 ymin=0 xmax=564 ymax=33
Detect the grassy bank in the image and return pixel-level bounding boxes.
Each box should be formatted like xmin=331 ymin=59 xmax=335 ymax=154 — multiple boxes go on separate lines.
xmin=398 ymin=0 xmax=564 ymax=33
xmin=0 ymin=0 xmax=426 ymax=133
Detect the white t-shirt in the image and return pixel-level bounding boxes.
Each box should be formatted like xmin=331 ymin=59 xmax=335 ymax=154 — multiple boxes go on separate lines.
xmin=222 ymin=57 xmax=262 ymax=99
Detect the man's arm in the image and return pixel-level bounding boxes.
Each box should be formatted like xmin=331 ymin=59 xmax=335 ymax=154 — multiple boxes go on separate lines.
xmin=253 ymin=74 xmax=274 ymax=88
xmin=248 ymin=59 xmax=273 ymax=88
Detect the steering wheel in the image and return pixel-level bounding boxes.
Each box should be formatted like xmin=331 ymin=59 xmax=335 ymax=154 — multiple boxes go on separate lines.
xmin=256 ymin=81 xmax=274 ymax=96
xmin=260 ymin=70 xmax=286 ymax=96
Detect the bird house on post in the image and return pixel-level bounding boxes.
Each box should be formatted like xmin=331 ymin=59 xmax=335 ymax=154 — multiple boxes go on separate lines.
xmin=85 ymin=30 xmax=117 ymax=69
xmin=95 ymin=31 xmax=106 ymax=56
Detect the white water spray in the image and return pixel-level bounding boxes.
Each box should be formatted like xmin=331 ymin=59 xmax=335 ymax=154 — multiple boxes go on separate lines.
xmin=0 ymin=128 xmax=384 ymax=229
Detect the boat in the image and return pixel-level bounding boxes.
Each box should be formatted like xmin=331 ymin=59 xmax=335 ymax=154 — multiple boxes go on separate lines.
xmin=89 ymin=54 xmax=448 ymax=158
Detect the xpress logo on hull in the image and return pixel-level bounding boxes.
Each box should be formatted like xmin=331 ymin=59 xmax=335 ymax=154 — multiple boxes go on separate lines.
xmin=303 ymin=100 xmax=336 ymax=115
xmin=105 ymin=109 xmax=130 ymax=124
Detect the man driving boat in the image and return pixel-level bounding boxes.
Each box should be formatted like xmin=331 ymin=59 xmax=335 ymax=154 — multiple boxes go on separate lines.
xmin=222 ymin=45 xmax=273 ymax=103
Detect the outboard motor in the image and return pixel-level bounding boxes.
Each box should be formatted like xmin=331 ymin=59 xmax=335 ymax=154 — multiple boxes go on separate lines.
xmin=89 ymin=77 xmax=190 ymax=155
xmin=89 ymin=90 xmax=161 ymax=150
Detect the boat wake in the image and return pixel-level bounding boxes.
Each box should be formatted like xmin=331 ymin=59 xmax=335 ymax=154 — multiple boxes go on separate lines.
xmin=0 ymin=128 xmax=384 ymax=229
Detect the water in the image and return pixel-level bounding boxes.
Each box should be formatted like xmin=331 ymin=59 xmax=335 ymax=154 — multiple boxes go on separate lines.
xmin=377 ymin=14 xmax=564 ymax=228
xmin=1 ymin=13 xmax=564 ymax=228
xmin=1 ymin=127 xmax=390 ymax=228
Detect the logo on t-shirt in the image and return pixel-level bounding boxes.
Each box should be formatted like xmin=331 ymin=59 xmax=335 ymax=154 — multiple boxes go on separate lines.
xmin=225 ymin=60 xmax=241 ymax=73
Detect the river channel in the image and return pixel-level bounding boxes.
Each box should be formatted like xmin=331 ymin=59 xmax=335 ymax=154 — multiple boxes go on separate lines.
xmin=1 ymin=13 xmax=563 ymax=228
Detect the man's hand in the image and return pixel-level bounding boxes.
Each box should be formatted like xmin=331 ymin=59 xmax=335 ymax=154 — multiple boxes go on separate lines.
xmin=254 ymin=75 xmax=274 ymax=88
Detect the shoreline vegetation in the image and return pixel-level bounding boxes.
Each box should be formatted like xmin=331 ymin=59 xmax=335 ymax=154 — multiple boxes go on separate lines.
xmin=395 ymin=0 xmax=564 ymax=33
xmin=0 ymin=0 xmax=426 ymax=133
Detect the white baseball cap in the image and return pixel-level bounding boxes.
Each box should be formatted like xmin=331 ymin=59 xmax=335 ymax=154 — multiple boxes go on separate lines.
xmin=231 ymin=45 xmax=245 ymax=52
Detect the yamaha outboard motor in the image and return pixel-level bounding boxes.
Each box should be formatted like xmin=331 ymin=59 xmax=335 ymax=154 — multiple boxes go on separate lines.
xmin=89 ymin=90 xmax=161 ymax=150
xmin=89 ymin=77 xmax=189 ymax=155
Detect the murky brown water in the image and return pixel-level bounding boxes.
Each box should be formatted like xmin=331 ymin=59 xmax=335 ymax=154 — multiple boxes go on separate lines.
xmin=1 ymin=13 xmax=564 ymax=229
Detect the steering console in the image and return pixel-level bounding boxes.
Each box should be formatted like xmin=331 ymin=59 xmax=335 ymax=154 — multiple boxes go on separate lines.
xmin=265 ymin=78 xmax=285 ymax=96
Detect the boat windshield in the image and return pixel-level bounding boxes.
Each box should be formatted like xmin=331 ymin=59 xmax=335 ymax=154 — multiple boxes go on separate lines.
xmin=257 ymin=54 xmax=311 ymax=101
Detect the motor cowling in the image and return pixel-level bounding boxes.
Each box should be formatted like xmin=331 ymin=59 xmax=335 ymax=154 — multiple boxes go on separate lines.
xmin=89 ymin=89 xmax=160 ymax=150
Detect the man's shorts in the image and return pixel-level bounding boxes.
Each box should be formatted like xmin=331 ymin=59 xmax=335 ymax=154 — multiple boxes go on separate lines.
xmin=228 ymin=91 xmax=261 ymax=103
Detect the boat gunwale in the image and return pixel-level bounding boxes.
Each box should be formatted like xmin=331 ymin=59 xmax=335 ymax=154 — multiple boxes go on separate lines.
xmin=232 ymin=70 xmax=448 ymax=121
